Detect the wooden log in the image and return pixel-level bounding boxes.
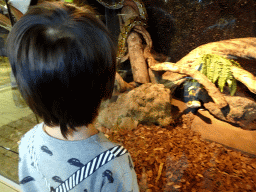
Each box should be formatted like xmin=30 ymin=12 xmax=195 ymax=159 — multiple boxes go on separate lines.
xmin=115 ymin=72 xmax=135 ymax=93
xmin=162 ymin=71 xmax=186 ymax=82
xmin=127 ymin=32 xmax=150 ymax=83
xmin=120 ymin=4 xmax=151 ymax=84
xmin=176 ymin=37 xmax=256 ymax=67
xmin=148 ymin=68 xmax=158 ymax=84
xmin=150 ymin=62 xmax=228 ymax=108
xmin=143 ymin=46 xmax=157 ymax=67
xmin=231 ymin=66 xmax=256 ymax=94
xmin=172 ymin=38 xmax=256 ymax=94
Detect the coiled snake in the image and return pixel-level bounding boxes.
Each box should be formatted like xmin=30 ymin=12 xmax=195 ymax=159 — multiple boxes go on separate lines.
xmin=95 ymin=0 xmax=148 ymax=60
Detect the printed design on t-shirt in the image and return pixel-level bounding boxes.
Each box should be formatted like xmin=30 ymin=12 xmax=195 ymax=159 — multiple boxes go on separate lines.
xmin=102 ymin=170 xmax=114 ymax=183
xmin=52 ymin=176 xmax=64 ymax=183
xmin=41 ymin=145 xmax=53 ymax=156
xmin=68 ymin=158 xmax=84 ymax=167
xmin=128 ymin=155 xmax=134 ymax=170
xmin=100 ymin=170 xmax=114 ymax=191
xmin=20 ymin=176 xmax=35 ymax=184
xmin=20 ymin=130 xmax=38 ymax=185
xmin=84 ymin=189 xmax=88 ymax=192
xmin=50 ymin=145 xmax=128 ymax=192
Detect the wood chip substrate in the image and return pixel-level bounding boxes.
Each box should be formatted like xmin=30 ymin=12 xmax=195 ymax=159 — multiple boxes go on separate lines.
xmin=108 ymin=122 xmax=256 ymax=192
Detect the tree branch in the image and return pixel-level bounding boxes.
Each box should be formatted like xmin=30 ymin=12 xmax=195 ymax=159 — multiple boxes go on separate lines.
xmin=150 ymin=62 xmax=228 ymax=108
xmin=231 ymin=66 xmax=256 ymax=94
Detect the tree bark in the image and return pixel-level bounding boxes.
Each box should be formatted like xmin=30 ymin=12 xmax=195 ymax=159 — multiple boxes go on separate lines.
xmin=127 ymin=32 xmax=150 ymax=83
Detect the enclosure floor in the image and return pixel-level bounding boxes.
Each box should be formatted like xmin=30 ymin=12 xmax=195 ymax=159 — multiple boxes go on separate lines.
xmin=192 ymin=109 xmax=256 ymax=156
xmin=172 ymin=98 xmax=256 ymax=156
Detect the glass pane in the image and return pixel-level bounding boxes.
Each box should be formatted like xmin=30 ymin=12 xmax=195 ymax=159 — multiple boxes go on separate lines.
xmin=0 ymin=56 xmax=40 ymax=183
xmin=1 ymin=0 xmax=256 ymax=191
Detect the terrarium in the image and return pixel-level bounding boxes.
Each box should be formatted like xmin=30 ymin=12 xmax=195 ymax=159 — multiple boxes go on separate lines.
xmin=0 ymin=0 xmax=256 ymax=191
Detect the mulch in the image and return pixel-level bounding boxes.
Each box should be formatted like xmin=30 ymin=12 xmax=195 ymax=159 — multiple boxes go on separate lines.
xmin=108 ymin=113 xmax=256 ymax=192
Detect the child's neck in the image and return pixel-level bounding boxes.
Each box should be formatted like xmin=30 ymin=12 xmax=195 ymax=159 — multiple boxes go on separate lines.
xmin=43 ymin=123 xmax=99 ymax=141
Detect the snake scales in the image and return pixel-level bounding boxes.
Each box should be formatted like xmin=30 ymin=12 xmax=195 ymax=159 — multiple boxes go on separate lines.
xmin=95 ymin=0 xmax=148 ymax=60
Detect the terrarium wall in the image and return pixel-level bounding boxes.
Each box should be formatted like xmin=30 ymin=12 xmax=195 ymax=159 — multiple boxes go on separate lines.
xmin=142 ymin=0 xmax=256 ymax=63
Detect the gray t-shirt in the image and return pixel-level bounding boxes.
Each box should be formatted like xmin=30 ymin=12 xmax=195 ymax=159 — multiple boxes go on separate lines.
xmin=19 ymin=123 xmax=139 ymax=192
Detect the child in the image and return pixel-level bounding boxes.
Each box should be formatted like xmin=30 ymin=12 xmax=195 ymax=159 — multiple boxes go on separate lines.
xmin=6 ymin=1 xmax=139 ymax=191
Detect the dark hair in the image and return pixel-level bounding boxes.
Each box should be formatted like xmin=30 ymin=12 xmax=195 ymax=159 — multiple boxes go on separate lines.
xmin=6 ymin=1 xmax=116 ymax=139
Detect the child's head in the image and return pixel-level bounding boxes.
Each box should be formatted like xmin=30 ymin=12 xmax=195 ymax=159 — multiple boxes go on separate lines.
xmin=6 ymin=1 xmax=116 ymax=139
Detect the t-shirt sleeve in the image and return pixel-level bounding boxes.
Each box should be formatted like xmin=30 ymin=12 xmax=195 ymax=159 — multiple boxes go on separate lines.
xmin=100 ymin=153 xmax=139 ymax=192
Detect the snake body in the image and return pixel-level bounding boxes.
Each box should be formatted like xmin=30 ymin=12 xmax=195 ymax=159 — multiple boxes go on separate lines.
xmin=132 ymin=0 xmax=147 ymax=20
xmin=95 ymin=0 xmax=148 ymax=60
xmin=117 ymin=16 xmax=147 ymax=59
xmin=95 ymin=0 xmax=124 ymax=9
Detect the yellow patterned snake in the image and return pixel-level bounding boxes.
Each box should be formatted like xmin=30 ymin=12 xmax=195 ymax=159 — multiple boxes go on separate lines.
xmin=95 ymin=0 xmax=148 ymax=60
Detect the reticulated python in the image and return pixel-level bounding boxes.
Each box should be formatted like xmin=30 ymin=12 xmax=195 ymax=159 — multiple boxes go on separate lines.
xmin=95 ymin=0 xmax=148 ymax=60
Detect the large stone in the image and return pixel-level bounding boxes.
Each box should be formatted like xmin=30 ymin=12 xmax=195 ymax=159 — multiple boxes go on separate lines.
xmin=96 ymin=83 xmax=173 ymax=130
xmin=203 ymin=95 xmax=256 ymax=130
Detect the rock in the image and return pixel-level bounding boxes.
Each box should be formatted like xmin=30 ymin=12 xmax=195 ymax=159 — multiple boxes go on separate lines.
xmin=96 ymin=83 xmax=173 ymax=130
xmin=118 ymin=117 xmax=139 ymax=130
xmin=203 ymin=95 xmax=256 ymax=130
